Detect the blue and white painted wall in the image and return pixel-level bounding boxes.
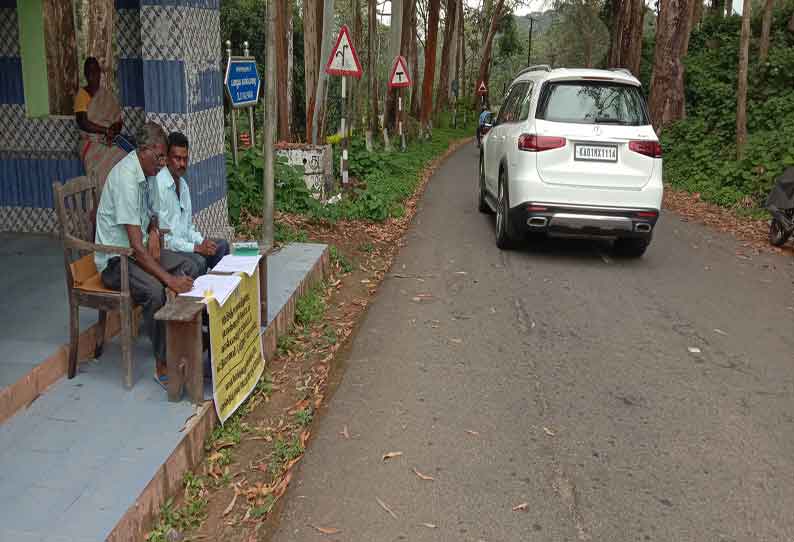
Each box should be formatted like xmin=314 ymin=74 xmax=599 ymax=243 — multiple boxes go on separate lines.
xmin=0 ymin=0 xmax=229 ymax=237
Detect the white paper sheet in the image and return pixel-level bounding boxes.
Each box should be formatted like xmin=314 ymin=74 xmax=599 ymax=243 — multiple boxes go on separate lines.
xmin=211 ymin=254 xmax=262 ymax=277
xmin=179 ymin=274 xmax=241 ymax=307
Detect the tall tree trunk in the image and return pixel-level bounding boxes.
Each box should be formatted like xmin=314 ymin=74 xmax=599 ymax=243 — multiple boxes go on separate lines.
xmin=410 ymin=13 xmax=421 ymax=118
xmin=353 ymin=0 xmax=363 ymax=132
xmin=789 ymin=11 xmax=794 ymax=33
xmin=681 ymin=0 xmax=697 ymax=58
xmin=304 ymin=0 xmax=323 ymax=141
xmin=711 ymin=0 xmax=725 ymax=17
xmin=457 ymin=0 xmax=465 ymax=109
xmin=736 ymin=0 xmax=751 ymax=159
xmin=385 ymin=0 xmax=404 ymax=131
xmin=44 ymin=0 xmax=79 ymax=115
xmin=436 ymin=0 xmax=457 ymax=112
xmin=287 ymin=9 xmax=294 ymax=139
xmin=420 ymin=0 xmax=442 ymax=127
xmin=475 ymin=0 xmax=505 ymax=105
xmin=758 ymin=0 xmax=775 ymax=63
xmin=275 ymin=0 xmax=291 ymax=141
xmin=609 ymin=0 xmax=645 ymax=77
xmin=368 ymin=0 xmax=379 ymax=132
xmin=87 ymin=0 xmax=114 ymax=93
xmin=311 ymin=0 xmax=335 ymax=144
xmin=648 ymin=0 xmax=691 ymax=133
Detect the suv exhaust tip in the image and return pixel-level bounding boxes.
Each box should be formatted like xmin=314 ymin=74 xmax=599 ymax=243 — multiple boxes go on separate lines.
xmin=527 ymin=217 xmax=548 ymax=228
xmin=635 ymin=223 xmax=652 ymax=233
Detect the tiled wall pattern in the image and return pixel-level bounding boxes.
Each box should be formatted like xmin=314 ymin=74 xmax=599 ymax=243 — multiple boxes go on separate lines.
xmin=0 ymin=0 xmax=229 ymax=236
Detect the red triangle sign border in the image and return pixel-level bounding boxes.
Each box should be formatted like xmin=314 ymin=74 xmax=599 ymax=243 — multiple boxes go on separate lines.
xmin=388 ymin=55 xmax=411 ymax=88
xmin=325 ymin=25 xmax=364 ymax=79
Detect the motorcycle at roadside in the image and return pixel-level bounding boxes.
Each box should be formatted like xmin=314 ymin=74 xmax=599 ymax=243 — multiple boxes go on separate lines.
xmin=766 ymin=167 xmax=794 ymax=246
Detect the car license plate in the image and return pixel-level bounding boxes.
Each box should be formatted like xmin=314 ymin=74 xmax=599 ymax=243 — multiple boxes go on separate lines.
xmin=574 ymin=144 xmax=617 ymax=162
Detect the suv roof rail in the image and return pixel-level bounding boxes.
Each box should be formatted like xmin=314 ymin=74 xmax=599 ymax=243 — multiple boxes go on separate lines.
xmin=515 ymin=64 xmax=552 ymax=78
xmin=610 ymin=67 xmax=634 ymax=77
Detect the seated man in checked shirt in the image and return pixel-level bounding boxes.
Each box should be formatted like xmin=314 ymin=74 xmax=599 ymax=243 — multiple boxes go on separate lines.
xmin=150 ymin=132 xmax=230 ymax=276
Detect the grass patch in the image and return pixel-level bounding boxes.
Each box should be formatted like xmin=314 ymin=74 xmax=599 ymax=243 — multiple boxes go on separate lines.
xmin=146 ymin=473 xmax=208 ymax=541
xmin=270 ymin=436 xmax=304 ymax=475
xmin=294 ymin=408 xmax=313 ymax=428
xmin=329 ymin=245 xmax=353 ymax=274
xmin=295 ymin=283 xmax=325 ymax=326
xmin=275 ymin=222 xmax=308 ymax=244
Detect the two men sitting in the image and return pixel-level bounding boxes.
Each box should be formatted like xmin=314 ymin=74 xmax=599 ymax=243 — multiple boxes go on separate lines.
xmin=95 ymin=121 xmax=227 ymax=387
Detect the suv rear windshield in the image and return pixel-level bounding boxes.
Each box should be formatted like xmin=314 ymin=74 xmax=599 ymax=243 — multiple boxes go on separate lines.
xmin=536 ymin=81 xmax=650 ymax=126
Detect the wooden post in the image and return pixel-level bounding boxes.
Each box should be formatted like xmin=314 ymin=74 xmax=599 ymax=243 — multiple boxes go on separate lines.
xmin=398 ymin=90 xmax=406 ymax=152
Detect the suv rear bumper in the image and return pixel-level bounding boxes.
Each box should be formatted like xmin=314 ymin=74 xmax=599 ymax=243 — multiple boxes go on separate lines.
xmin=509 ymin=202 xmax=659 ymax=240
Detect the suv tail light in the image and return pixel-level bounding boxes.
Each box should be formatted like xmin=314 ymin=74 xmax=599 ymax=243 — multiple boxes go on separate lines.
xmin=518 ymin=134 xmax=566 ymax=152
xmin=629 ymin=140 xmax=662 ymax=158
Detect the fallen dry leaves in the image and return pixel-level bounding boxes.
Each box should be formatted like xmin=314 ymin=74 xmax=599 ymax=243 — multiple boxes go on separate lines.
xmin=382 ymin=451 xmax=404 ymax=461
xmin=376 ymin=496 xmax=398 ymax=519
xmin=512 ymin=502 xmax=529 ymax=512
xmin=419 ymin=522 xmax=437 ymax=529
xmin=311 ymin=525 xmax=342 ymax=535
xmin=413 ymin=468 xmax=435 ymax=481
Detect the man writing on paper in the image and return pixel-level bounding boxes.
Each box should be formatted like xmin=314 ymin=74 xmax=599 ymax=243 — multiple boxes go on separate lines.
xmin=151 ymin=132 xmax=230 ymax=276
xmin=96 ymin=122 xmax=202 ymax=386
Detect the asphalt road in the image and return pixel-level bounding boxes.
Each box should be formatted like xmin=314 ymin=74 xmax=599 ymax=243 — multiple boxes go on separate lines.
xmin=270 ymin=142 xmax=794 ymax=542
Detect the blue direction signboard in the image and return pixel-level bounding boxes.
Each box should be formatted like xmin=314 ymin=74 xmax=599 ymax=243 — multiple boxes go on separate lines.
xmin=224 ymin=58 xmax=261 ymax=108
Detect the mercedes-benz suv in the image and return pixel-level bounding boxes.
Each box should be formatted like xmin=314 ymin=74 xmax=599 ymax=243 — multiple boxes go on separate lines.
xmin=478 ymin=66 xmax=663 ymax=257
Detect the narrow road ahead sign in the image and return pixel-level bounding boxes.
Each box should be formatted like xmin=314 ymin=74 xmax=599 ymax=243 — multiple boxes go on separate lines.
xmin=325 ymin=25 xmax=363 ymax=78
xmin=477 ymin=80 xmax=488 ymax=96
xmin=388 ymin=56 xmax=411 ymax=88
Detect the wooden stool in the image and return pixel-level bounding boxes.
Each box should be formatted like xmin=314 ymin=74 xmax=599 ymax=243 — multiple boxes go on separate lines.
xmin=154 ymin=297 xmax=205 ymax=404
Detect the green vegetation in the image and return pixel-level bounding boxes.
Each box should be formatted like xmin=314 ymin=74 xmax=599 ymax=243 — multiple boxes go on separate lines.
xmin=295 ymin=282 xmax=326 ymax=326
xmin=146 ymin=474 xmax=209 ymax=542
xmin=226 ymin=124 xmax=470 ymax=227
xmin=270 ymin=436 xmax=304 ymax=475
xmin=329 ymin=245 xmax=354 ymax=274
xmin=294 ymin=407 xmax=313 ymax=427
xmin=662 ymin=10 xmax=794 ymax=208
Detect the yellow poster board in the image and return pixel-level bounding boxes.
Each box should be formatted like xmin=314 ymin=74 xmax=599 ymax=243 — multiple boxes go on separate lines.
xmin=207 ymin=271 xmax=265 ymax=424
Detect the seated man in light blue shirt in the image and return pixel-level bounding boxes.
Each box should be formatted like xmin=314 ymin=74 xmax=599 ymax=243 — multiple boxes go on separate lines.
xmin=151 ymin=132 xmax=230 ymax=276
xmin=96 ymin=122 xmax=201 ymax=385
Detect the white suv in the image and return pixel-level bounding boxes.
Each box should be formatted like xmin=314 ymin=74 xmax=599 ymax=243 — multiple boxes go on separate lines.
xmin=478 ymin=66 xmax=663 ymax=257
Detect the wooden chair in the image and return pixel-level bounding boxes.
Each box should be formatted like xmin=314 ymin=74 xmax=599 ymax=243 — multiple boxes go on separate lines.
xmin=53 ymin=176 xmax=136 ymax=388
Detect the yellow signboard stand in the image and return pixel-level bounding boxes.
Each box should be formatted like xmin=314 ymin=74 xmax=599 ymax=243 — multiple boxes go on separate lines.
xmin=207 ymin=270 xmax=265 ymax=424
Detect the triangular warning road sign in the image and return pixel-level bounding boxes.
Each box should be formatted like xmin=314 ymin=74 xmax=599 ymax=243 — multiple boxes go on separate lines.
xmin=325 ymin=25 xmax=363 ymax=78
xmin=477 ymin=80 xmax=488 ymax=95
xmin=388 ymin=56 xmax=411 ymax=88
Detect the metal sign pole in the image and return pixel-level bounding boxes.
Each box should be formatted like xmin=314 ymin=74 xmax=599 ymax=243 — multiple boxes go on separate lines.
xmin=226 ymin=40 xmax=239 ymax=165
xmin=341 ymin=76 xmax=348 ymax=184
xmin=399 ymin=90 xmax=406 ymax=152
xmin=244 ymin=41 xmax=255 ymax=147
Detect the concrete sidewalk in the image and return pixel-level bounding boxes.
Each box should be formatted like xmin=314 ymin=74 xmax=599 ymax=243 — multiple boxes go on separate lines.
xmin=0 ymin=243 xmax=328 ymax=542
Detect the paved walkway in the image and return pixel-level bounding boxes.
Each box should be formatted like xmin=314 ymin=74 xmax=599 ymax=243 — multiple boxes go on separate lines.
xmin=0 ymin=243 xmax=326 ymax=542
xmin=0 ymin=234 xmax=95 ymax=389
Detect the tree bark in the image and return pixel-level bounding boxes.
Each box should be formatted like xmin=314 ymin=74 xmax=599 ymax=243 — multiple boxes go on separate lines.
xmin=275 ymin=0 xmax=291 ymax=141
xmin=648 ymin=0 xmax=691 ymax=133
xmin=436 ymin=0 xmax=457 ymax=111
xmin=410 ymin=11 xmax=421 ymax=118
xmin=353 ymin=0 xmax=363 ymax=133
xmin=43 ymin=0 xmax=79 ymax=115
xmin=475 ymin=0 xmax=505 ymax=105
xmin=608 ymin=0 xmax=646 ymax=77
xmin=311 ymin=0 xmax=335 ymax=144
xmin=304 ymin=0 xmax=323 ymax=141
xmin=86 ymin=0 xmax=114 ymax=93
xmin=681 ymin=0 xmax=697 ymax=58
xmin=368 ymin=0 xmax=379 ymax=133
xmin=736 ymin=0 xmax=751 ymax=159
xmin=758 ymin=0 xmax=775 ymax=63
xmin=420 ymin=0 xmax=442 ymax=127
xmin=789 ymin=11 xmax=794 ymax=33
xmin=711 ymin=0 xmax=725 ymax=17
xmin=385 ymin=0 xmax=404 ymax=131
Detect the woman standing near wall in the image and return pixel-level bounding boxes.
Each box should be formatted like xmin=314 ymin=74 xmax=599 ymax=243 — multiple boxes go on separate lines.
xmin=74 ymin=56 xmax=127 ymax=190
